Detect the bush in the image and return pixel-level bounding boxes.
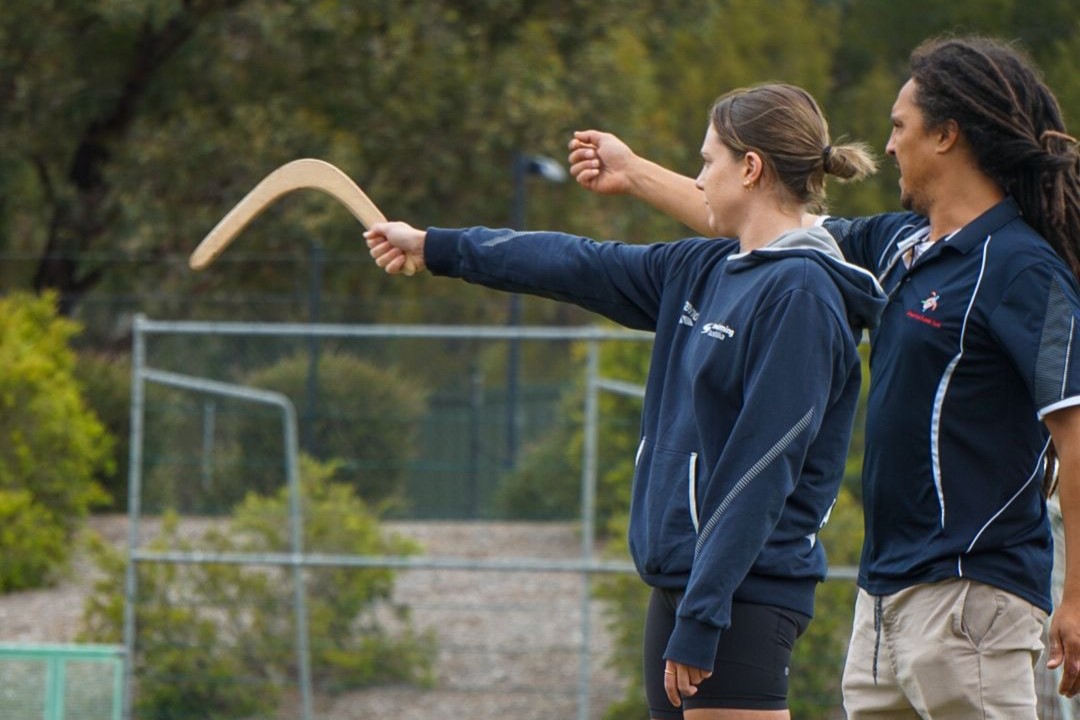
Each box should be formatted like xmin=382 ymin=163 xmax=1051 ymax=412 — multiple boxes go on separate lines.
xmin=74 ymin=351 xmax=132 ymax=511
xmin=228 ymin=457 xmax=435 ymax=692
xmin=0 ymin=489 xmax=68 ymax=591
xmin=789 ymin=487 xmax=863 ymax=716
xmin=497 ymin=337 xmax=647 ymax=530
xmin=0 ymin=292 xmax=111 ymax=590
xmin=495 ymin=413 xmax=581 ymax=520
xmin=81 ymin=456 xmax=435 ymax=719
xmin=592 ymin=513 xmax=651 ymax=720
xmin=236 ymin=351 xmax=427 ymax=505
xmin=135 ymin=351 xmax=426 ymax=515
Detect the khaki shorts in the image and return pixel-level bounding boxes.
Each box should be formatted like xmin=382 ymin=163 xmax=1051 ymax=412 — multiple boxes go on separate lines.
xmin=842 ymin=579 xmax=1047 ymax=720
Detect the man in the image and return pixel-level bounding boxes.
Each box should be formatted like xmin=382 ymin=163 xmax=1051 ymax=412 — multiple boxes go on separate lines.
xmin=567 ymin=36 xmax=1080 ymax=718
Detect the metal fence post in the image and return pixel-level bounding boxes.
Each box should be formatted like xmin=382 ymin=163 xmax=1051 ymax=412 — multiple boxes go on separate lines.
xmin=130 ymin=367 xmax=316 ymax=720
xmin=577 ymin=341 xmax=601 ymax=720
xmin=121 ymin=315 xmax=147 ymax=720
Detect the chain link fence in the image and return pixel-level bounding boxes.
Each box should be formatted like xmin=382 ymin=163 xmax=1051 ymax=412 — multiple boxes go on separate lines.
xmin=120 ymin=317 xmax=649 ymax=720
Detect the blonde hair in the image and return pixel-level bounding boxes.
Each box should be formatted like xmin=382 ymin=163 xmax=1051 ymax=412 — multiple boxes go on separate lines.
xmin=710 ymin=83 xmax=877 ymax=212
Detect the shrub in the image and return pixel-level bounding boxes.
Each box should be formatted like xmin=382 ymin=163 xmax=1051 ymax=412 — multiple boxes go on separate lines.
xmin=0 ymin=489 xmax=68 ymax=591
xmin=74 ymin=351 xmax=132 ymax=511
xmin=789 ymin=486 xmax=863 ymax=716
xmin=497 ymin=336 xmax=647 ymax=530
xmin=81 ymin=456 xmax=434 ymax=719
xmin=494 ymin=413 xmax=581 ymax=520
xmin=235 ymin=351 xmax=427 ymax=505
xmin=592 ymin=514 xmax=651 ymax=720
xmin=0 ymin=292 xmax=111 ymax=590
xmin=228 ymin=456 xmax=435 ymax=692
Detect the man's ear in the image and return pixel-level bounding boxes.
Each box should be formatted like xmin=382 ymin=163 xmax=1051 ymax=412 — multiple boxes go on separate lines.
xmin=936 ymin=119 xmax=961 ymax=154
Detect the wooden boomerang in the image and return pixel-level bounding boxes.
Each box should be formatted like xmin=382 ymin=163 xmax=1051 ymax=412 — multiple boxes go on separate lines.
xmin=189 ymin=158 xmax=415 ymax=274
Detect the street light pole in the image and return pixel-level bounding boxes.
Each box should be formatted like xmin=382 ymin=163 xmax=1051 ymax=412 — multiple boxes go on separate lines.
xmin=304 ymin=238 xmax=323 ymax=456
xmin=505 ymin=152 xmax=567 ymax=473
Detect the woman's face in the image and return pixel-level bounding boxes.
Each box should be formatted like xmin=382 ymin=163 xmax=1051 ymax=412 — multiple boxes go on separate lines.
xmin=694 ymin=124 xmax=750 ymax=236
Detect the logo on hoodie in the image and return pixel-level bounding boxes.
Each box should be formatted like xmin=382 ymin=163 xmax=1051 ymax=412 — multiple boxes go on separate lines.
xmin=701 ymin=322 xmax=735 ymax=340
xmin=680 ymin=301 xmax=699 ymax=327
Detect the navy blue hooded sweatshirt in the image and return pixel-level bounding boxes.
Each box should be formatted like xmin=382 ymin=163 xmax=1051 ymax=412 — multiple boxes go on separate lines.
xmin=424 ymin=225 xmax=886 ymax=670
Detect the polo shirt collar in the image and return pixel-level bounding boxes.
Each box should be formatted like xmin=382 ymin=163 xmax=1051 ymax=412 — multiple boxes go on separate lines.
xmin=943 ymin=196 xmax=1022 ymax=254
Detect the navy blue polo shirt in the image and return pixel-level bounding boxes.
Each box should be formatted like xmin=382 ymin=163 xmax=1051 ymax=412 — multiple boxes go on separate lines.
xmin=824 ymin=197 xmax=1080 ymax=611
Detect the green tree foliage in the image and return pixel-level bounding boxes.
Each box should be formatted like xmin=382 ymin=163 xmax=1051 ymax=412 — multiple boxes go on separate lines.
xmin=0 ymin=292 xmax=111 ymax=589
xmin=3 ymin=4 xmax=1077 ymax=480
xmin=81 ymin=457 xmax=434 ymax=718
xmin=0 ymin=2 xmax=1077 ymax=331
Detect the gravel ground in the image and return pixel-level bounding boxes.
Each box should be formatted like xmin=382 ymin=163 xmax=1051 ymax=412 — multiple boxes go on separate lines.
xmin=0 ymin=516 xmax=629 ymax=720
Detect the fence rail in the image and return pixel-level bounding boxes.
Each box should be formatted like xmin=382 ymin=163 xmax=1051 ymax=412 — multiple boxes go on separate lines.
xmin=0 ymin=643 xmax=124 ymax=720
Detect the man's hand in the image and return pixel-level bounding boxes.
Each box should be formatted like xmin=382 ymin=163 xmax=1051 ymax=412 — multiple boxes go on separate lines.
xmin=1045 ymin=405 xmax=1080 ymax=696
xmin=1048 ymin=594 xmax=1080 ymax=696
xmin=567 ymin=128 xmax=714 ymax=236
xmin=567 ymin=129 xmax=639 ymax=196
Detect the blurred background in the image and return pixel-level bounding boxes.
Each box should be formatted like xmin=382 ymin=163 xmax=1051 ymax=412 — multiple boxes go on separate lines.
xmin=0 ymin=1 xmax=1077 ymax=719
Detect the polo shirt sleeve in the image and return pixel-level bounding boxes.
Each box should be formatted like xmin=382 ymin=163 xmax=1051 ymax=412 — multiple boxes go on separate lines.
xmin=821 ymin=213 xmax=924 ymax=275
xmin=989 ymin=263 xmax=1080 ymax=419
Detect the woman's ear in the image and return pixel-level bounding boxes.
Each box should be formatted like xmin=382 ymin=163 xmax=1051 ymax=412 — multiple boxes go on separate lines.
xmin=744 ymin=151 xmax=764 ymax=189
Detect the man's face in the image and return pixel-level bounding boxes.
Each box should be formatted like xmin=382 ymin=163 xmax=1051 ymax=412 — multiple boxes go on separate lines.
xmin=886 ymin=79 xmax=937 ymax=216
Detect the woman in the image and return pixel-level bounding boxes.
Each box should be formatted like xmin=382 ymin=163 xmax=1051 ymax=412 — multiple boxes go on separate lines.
xmin=366 ymin=83 xmax=885 ymax=719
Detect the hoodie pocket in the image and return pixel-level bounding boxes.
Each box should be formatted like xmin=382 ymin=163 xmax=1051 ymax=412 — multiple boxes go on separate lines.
xmin=688 ymin=452 xmax=700 ymax=532
xmin=631 ymin=438 xmax=701 ymax=575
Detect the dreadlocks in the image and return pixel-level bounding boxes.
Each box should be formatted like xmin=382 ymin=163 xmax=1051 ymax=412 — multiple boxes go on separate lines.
xmin=909 ymin=36 xmax=1080 ymax=497
xmin=909 ymin=36 xmax=1080 ymax=277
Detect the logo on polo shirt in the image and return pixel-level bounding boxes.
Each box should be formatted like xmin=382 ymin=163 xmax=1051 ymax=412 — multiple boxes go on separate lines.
xmin=921 ymin=290 xmax=940 ymax=312
xmin=907 ymin=290 xmax=943 ymax=329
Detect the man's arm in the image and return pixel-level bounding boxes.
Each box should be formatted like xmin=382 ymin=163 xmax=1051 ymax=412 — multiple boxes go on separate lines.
xmin=568 ymin=130 xmax=714 ymax=236
xmin=1045 ymin=404 xmax=1080 ymax=696
xmin=568 ymin=129 xmax=825 ymax=237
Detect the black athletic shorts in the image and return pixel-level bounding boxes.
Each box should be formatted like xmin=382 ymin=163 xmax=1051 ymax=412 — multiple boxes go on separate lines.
xmin=643 ymin=587 xmax=810 ymax=718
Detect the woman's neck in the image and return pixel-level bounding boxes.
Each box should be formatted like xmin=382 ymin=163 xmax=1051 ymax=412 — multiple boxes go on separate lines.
xmin=736 ymin=205 xmax=806 ymax=253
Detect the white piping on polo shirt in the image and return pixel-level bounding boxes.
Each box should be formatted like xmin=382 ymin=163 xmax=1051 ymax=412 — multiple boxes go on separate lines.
xmin=959 ymin=437 xmax=1050 ymax=577
xmin=1064 ymin=316 xmax=1075 ymax=398
xmin=1040 ymin=395 xmax=1080 ymax=418
xmin=929 ymin=235 xmax=992 ymax=528
xmin=872 ymin=225 xmax=924 ymax=278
